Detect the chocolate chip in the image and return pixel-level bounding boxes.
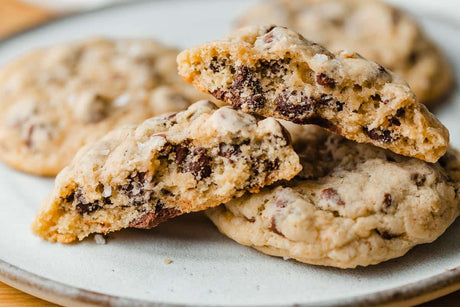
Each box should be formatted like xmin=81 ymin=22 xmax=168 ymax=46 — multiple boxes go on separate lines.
xmin=118 ymin=172 xmax=153 ymax=207
xmin=259 ymin=59 xmax=290 ymax=75
xmin=375 ymin=229 xmax=400 ymax=240
xmin=249 ymin=94 xmax=266 ymax=110
xmin=389 ymin=117 xmax=401 ymax=126
xmin=411 ymin=173 xmax=426 ymax=187
xmin=76 ymin=202 xmax=101 ymax=215
xmin=74 ymin=189 xmax=101 ymax=215
xmin=382 ymin=193 xmax=392 ymax=213
xmin=276 ymin=91 xmax=315 ymax=122
xmin=211 ymin=89 xmax=227 ymax=101
xmin=307 ymin=117 xmax=340 ymax=134
xmin=64 ymin=193 xmax=75 ymax=203
xmin=316 ymin=73 xmax=336 ymax=88
xmin=318 ymin=94 xmax=344 ymax=112
xmin=174 ymin=145 xmax=189 ymax=165
xmin=245 ymin=217 xmax=256 ymax=223
xmin=265 ymin=25 xmax=276 ymax=33
xmin=269 ymin=216 xmax=283 ymax=236
xmin=371 ymin=94 xmax=381 ymax=101
xmin=230 ymin=66 xmax=265 ymax=110
xmin=363 ymin=127 xmax=393 ymax=143
xmin=129 ymin=206 xmax=181 ymax=229
xmin=396 ymin=108 xmax=405 ymax=117
xmin=320 ymin=188 xmax=345 ymax=206
xmin=209 ymin=56 xmax=224 ymax=73
xmin=183 ymin=147 xmax=212 ymax=179
xmin=218 ymin=143 xmax=241 ymax=158
xmin=266 ymin=159 xmax=280 ymax=172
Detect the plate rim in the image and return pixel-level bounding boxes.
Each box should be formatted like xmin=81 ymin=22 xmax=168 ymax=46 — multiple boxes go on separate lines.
xmin=0 ymin=0 xmax=459 ymax=306
xmin=1 ymin=258 xmax=459 ymax=307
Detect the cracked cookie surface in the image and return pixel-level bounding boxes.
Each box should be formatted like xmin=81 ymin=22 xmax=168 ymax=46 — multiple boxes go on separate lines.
xmin=0 ymin=38 xmax=208 ymax=176
xmin=235 ymin=0 xmax=454 ymax=107
xmin=177 ymin=25 xmax=449 ymax=163
xmin=207 ymin=126 xmax=460 ymax=268
xmin=32 ymin=101 xmax=301 ymax=243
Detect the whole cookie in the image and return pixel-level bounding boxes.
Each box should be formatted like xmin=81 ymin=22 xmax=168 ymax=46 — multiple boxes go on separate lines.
xmin=0 ymin=38 xmax=208 ymax=176
xmin=207 ymin=127 xmax=460 ymax=268
xmin=235 ymin=0 xmax=454 ymax=106
xmin=32 ymin=101 xmax=301 ymax=243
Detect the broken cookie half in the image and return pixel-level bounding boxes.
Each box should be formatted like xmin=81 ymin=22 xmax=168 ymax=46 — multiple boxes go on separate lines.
xmin=32 ymin=101 xmax=301 ymax=243
xmin=177 ymin=25 xmax=449 ymax=163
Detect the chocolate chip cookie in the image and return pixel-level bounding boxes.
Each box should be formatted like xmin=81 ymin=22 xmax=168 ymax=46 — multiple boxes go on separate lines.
xmin=32 ymin=101 xmax=301 ymax=243
xmin=207 ymin=126 xmax=460 ymax=268
xmin=177 ymin=25 xmax=449 ymax=163
xmin=0 ymin=38 xmax=208 ymax=176
xmin=235 ymin=0 xmax=454 ymax=107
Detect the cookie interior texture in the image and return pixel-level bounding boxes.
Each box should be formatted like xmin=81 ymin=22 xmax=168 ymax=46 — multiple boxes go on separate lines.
xmin=32 ymin=101 xmax=301 ymax=243
xmin=177 ymin=25 xmax=449 ymax=163
xmin=235 ymin=0 xmax=454 ymax=107
xmin=206 ymin=125 xmax=460 ymax=268
xmin=0 ymin=38 xmax=209 ymax=176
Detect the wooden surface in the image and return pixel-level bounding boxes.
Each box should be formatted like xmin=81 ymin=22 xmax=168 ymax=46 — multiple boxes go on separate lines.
xmin=0 ymin=0 xmax=458 ymax=306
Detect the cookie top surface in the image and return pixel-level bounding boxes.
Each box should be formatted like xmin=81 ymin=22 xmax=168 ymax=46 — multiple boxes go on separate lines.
xmin=32 ymin=101 xmax=301 ymax=243
xmin=207 ymin=125 xmax=460 ymax=268
xmin=0 ymin=38 xmax=206 ymax=176
xmin=178 ymin=25 xmax=449 ymax=163
xmin=235 ymin=0 xmax=454 ymax=106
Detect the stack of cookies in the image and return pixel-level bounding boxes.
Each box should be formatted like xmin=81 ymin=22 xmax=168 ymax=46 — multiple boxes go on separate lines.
xmin=0 ymin=0 xmax=457 ymax=269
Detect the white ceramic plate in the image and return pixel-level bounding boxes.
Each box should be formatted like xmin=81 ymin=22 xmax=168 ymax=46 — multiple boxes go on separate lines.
xmin=0 ymin=1 xmax=459 ymax=306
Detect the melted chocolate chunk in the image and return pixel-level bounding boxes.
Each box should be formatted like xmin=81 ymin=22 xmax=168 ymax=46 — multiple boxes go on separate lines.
xmin=316 ymin=73 xmax=336 ymax=88
xmin=371 ymin=94 xmax=381 ymax=101
xmin=307 ymin=117 xmax=340 ymax=133
xmin=74 ymin=189 xmax=101 ymax=215
xmin=230 ymin=66 xmax=266 ymax=110
xmin=174 ymin=145 xmax=189 ymax=165
xmin=218 ymin=143 xmax=241 ymax=158
xmin=320 ymin=188 xmax=345 ymax=206
xmin=363 ymin=127 xmax=393 ymax=143
xmin=129 ymin=207 xmax=182 ymax=229
xmin=183 ymin=147 xmax=212 ymax=179
xmin=211 ymin=89 xmax=227 ymax=101
xmin=276 ymin=91 xmax=315 ymax=122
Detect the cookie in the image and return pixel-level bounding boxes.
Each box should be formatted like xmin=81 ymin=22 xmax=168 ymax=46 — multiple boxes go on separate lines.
xmin=235 ymin=0 xmax=454 ymax=107
xmin=177 ymin=25 xmax=449 ymax=163
xmin=32 ymin=101 xmax=301 ymax=243
xmin=0 ymin=38 xmax=208 ymax=176
xmin=206 ymin=127 xmax=460 ymax=268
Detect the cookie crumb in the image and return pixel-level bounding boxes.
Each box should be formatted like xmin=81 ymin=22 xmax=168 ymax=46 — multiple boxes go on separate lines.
xmin=164 ymin=258 xmax=173 ymax=264
xmin=94 ymin=234 xmax=106 ymax=245
xmin=282 ymin=256 xmax=290 ymax=261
